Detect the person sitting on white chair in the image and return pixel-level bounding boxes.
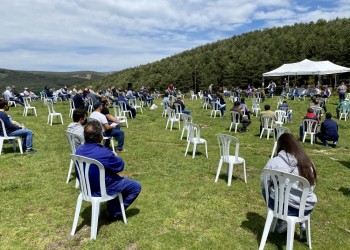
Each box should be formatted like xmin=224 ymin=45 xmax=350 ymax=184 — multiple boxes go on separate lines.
xmin=76 ymin=120 xmax=141 ymax=219
xmin=261 ymin=133 xmax=317 ymax=234
xmin=67 ymin=109 xmax=87 ymax=143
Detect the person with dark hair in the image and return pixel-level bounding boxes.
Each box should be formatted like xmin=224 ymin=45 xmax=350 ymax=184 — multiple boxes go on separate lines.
xmin=118 ymin=92 xmax=136 ymax=118
xmin=239 ymin=98 xmax=251 ymax=120
xmin=3 ymin=86 xmax=25 ymax=106
xmin=261 ymin=133 xmax=317 ymax=233
xmin=259 ymin=104 xmax=274 ymax=134
xmin=231 ymin=101 xmax=251 ymax=132
xmin=316 ymin=112 xmax=339 ymax=147
xmin=173 ymin=96 xmax=190 ymax=115
xmin=215 ymin=93 xmax=226 ymax=116
xmin=67 ymin=109 xmax=87 ymax=143
xmin=90 ymin=101 xmax=126 ymax=153
xmin=73 ymin=89 xmax=87 ymax=111
xmin=0 ymin=98 xmax=36 ymax=153
xmin=299 ymin=108 xmax=319 ymax=141
xmin=76 ymin=120 xmax=141 ymax=220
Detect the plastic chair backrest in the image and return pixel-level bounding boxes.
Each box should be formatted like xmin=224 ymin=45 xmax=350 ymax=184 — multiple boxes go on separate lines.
xmin=67 ymin=131 xmax=84 ymax=152
xmin=303 ymin=119 xmax=318 ymax=133
xmin=69 ymin=98 xmax=75 ymax=109
xmin=0 ymin=118 xmax=9 ymax=137
xmin=173 ymin=103 xmax=183 ymax=114
xmin=112 ymin=102 xmax=121 ymax=117
xmin=217 ymin=133 xmax=240 ymax=162
xmin=46 ymin=102 xmax=56 ymax=114
xmin=261 ymin=169 xmax=310 ymax=220
xmin=71 ymin=154 xmax=108 ymax=201
xmin=23 ymin=97 xmax=31 ymax=107
xmin=183 ymin=114 xmax=192 ymax=127
xmin=119 ymin=101 xmax=127 ymax=111
xmin=261 ymin=115 xmax=273 ymax=128
xmin=230 ymin=111 xmax=240 ymax=124
xmin=211 ymin=102 xmax=220 ymax=110
xmin=187 ymin=122 xmax=200 ymax=140
xmin=273 ymin=126 xmax=291 ymax=142
xmin=274 ymin=110 xmax=286 ymax=123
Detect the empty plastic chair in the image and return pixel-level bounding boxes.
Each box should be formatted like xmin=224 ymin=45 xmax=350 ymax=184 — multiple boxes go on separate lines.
xmin=215 ymin=134 xmax=246 ymax=186
xmin=184 ymin=122 xmax=208 ymax=158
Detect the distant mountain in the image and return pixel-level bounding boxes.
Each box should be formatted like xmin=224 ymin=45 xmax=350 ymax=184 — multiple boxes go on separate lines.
xmin=0 ymin=69 xmax=108 ymax=93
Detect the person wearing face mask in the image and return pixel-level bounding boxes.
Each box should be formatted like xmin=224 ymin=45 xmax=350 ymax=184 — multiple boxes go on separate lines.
xmin=0 ymin=98 xmax=36 ymax=153
xmin=67 ymin=109 xmax=88 ymax=143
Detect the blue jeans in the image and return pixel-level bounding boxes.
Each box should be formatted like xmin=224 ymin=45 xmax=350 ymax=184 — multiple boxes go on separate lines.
xmin=10 ymin=97 xmax=25 ymax=106
xmin=183 ymin=110 xmax=191 ymax=115
xmin=262 ymin=188 xmax=313 ymax=217
xmin=8 ymin=128 xmax=33 ymax=149
xmin=106 ymin=178 xmax=142 ymax=217
xmin=104 ymin=128 xmax=125 ymax=151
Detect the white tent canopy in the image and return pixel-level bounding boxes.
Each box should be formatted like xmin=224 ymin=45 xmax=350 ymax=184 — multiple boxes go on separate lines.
xmin=263 ymin=59 xmax=350 ymax=77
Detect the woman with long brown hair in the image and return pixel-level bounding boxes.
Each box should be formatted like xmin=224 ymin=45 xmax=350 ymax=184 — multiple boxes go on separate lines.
xmin=261 ymin=133 xmax=317 ymax=233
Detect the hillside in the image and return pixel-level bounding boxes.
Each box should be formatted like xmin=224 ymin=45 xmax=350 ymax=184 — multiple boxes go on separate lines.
xmin=0 ymin=69 xmax=107 ymax=93
xmin=92 ymin=18 xmax=350 ymax=93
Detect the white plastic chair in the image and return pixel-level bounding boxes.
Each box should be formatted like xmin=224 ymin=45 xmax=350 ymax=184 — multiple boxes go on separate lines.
xmin=112 ymin=102 xmax=128 ymax=128
xmin=229 ymin=111 xmax=240 ymax=133
xmin=210 ymin=102 xmax=222 ymax=118
xmin=23 ymin=97 xmax=37 ymax=117
xmin=215 ymin=134 xmax=246 ymax=186
xmin=274 ymin=110 xmax=286 ymax=126
xmin=180 ymin=114 xmax=193 ymax=140
xmin=130 ymin=98 xmax=143 ymax=114
xmin=252 ymin=103 xmax=261 ymax=116
xmin=46 ymin=102 xmax=63 ymax=126
xmin=87 ymin=97 xmax=94 ymax=114
xmin=119 ymin=101 xmax=133 ymax=119
xmin=166 ymin=109 xmax=180 ymax=131
xmin=69 ymin=98 xmax=76 ymax=118
xmin=260 ymin=115 xmax=274 ymax=139
xmin=0 ymin=118 xmax=23 ymax=155
xmin=66 ymin=131 xmax=84 ymax=185
xmin=271 ymin=126 xmax=291 ymax=159
xmin=87 ymin=118 xmax=116 ymax=152
xmin=173 ymin=103 xmax=185 ymax=120
xmin=3 ymin=94 xmax=16 ymax=107
xmin=302 ymin=119 xmax=318 ymax=144
xmin=202 ymin=97 xmax=210 ymax=109
xmin=339 ymin=105 xmax=349 ymax=121
xmin=259 ymin=169 xmax=312 ymax=250
xmin=184 ymin=122 xmax=208 ymax=158
xmin=190 ymin=90 xmax=197 ymax=100
xmin=70 ymin=154 xmax=127 ymax=240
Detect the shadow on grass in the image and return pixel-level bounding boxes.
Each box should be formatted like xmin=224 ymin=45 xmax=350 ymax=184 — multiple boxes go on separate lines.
xmin=75 ymin=206 xmax=140 ymax=236
xmin=241 ymin=212 xmax=285 ymax=250
xmin=339 ymin=187 xmax=350 ymax=196
xmin=338 ymin=160 xmax=350 ymax=169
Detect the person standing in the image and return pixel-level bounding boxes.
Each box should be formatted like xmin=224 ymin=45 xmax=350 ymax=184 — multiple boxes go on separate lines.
xmin=316 ymin=112 xmax=339 ymax=147
xmin=337 ymin=82 xmax=347 ymax=102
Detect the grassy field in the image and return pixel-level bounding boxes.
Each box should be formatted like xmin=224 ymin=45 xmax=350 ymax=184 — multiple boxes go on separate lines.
xmin=0 ymin=95 xmax=349 ymax=249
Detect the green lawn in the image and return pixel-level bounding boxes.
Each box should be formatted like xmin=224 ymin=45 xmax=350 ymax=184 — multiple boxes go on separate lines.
xmin=1 ymin=96 xmax=349 ymax=249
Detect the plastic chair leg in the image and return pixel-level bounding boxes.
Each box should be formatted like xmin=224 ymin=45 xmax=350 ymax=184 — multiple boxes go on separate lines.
xmin=271 ymin=142 xmax=277 ymax=159
xmin=71 ymin=194 xmax=83 ymax=236
xmin=204 ymin=141 xmax=208 ymax=158
xmin=286 ymin=220 xmax=296 ymax=250
xmin=192 ymin=143 xmax=197 ymax=158
xmin=258 ymin=211 xmax=274 ymax=250
xmin=227 ymin=163 xmax=233 ymax=186
xmin=243 ymin=161 xmax=247 ymax=183
xmin=184 ymin=141 xmax=191 ymax=156
xmin=215 ymin=159 xmax=223 ymax=182
xmin=118 ymin=193 xmax=127 ymax=224
xmin=91 ymin=201 xmax=101 ymax=240
xmin=67 ymin=160 xmax=73 ymax=183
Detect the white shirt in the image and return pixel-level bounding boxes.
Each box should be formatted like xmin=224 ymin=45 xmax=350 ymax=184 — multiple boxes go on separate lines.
xmin=90 ymin=111 xmax=108 ymax=132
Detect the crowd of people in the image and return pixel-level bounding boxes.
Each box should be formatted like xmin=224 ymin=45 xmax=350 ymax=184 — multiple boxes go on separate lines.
xmin=1 ymin=80 xmax=348 ymax=240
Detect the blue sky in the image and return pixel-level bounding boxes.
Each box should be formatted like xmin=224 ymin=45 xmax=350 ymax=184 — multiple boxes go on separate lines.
xmin=0 ymin=0 xmax=349 ymax=72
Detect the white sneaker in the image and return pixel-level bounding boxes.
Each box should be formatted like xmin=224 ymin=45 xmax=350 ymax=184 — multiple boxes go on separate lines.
xmin=277 ymin=220 xmax=287 ymax=234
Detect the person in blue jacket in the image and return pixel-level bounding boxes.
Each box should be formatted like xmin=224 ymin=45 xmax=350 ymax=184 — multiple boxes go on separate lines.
xmin=0 ymin=98 xmax=36 ymax=153
xmin=75 ymin=120 xmax=141 ymax=219
xmin=316 ymin=112 xmax=339 ymax=147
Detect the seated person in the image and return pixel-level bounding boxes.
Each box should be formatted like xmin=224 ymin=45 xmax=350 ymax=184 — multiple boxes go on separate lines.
xmin=239 ymin=98 xmax=251 ymax=120
xmin=173 ymin=96 xmax=190 ymax=115
xmin=0 ymin=98 xmax=36 ymax=153
xmin=299 ymin=108 xmax=319 ymax=140
xmin=3 ymin=86 xmax=25 ymax=106
xmin=215 ymin=93 xmax=226 ymax=116
xmin=316 ymin=112 xmax=338 ymax=147
xmin=101 ymin=98 xmax=122 ymax=126
xmin=73 ymin=89 xmax=88 ymax=111
xmin=118 ymin=92 xmax=136 ymax=118
xmin=279 ymin=101 xmax=292 ymax=121
xmin=288 ymin=86 xmax=299 ymax=100
xmin=260 ymin=104 xmax=274 ymax=133
xmin=245 ymin=85 xmax=252 ymax=97
xmin=90 ymin=102 xmax=127 ymax=153
xmin=261 ymin=133 xmax=317 ymax=233
xmin=162 ymin=93 xmax=171 ymax=109
xmin=76 ymin=120 xmax=141 ymax=219
xmin=336 ymin=99 xmax=350 ymax=119
xmin=231 ymin=101 xmax=251 ymax=132
xmin=67 ymin=109 xmax=87 ymax=144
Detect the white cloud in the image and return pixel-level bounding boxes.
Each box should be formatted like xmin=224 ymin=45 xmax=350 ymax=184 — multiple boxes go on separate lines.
xmin=0 ymin=0 xmax=349 ymax=71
